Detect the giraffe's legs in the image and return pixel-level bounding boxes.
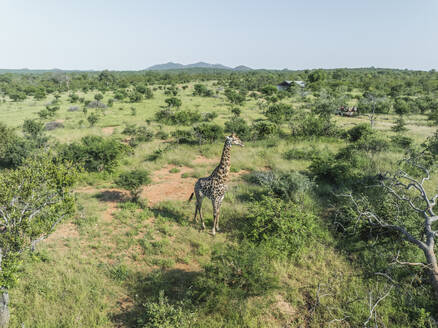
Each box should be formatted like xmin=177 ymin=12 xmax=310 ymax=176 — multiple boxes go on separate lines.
xmin=199 ymin=203 xmax=206 ymax=230
xmin=215 ymin=206 xmax=221 ymax=232
xmin=215 ymin=196 xmax=224 ymax=232
xmin=196 ymin=196 xmax=205 ymax=230
xmin=212 ymin=200 xmax=220 ymax=236
xmin=193 ymin=204 xmax=198 ymax=223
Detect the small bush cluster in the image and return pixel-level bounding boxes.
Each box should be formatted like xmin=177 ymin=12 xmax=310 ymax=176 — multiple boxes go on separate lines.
xmin=242 ymin=197 xmax=325 ymax=258
xmin=247 ymin=170 xmax=314 ymax=200
xmin=155 ymin=109 xmax=201 ymax=125
xmin=60 ymin=136 xmax=128 ymax=172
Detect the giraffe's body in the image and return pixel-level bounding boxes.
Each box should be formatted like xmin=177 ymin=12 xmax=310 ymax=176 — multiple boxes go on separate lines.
xmin=189 ymin=134 xmax=243 ymax=235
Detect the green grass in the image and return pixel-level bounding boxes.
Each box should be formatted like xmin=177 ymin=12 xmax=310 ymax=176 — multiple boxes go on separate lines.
xmin=2 ymin=82 xmax=437 ymax=327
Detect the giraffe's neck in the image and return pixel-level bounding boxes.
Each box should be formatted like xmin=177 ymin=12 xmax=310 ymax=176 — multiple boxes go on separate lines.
xmin=211 ymin=141 xmax=232 ymax=182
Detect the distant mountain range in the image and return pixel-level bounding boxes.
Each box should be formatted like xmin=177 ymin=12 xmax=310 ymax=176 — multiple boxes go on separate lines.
xmin=145 ymin=62 xmax=252 ymax=71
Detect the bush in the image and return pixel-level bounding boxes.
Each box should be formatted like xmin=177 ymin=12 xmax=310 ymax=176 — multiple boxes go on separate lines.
xmin=351 ymin=134 xmax=389 ymax=153
xmin=60 ymin=136 xmax=127 ymax=172
xmin=164 ymin=97 xmax=182 ymax=108
xmin=243 ymin=196 xmax=323 ymax=258
xmin=290 ymin=113 xmax=339 ymax=137
xmin=346 ymin=123 xmax=373 ymax=142
xmin=0 ymin=123 xmax=31 ymax=169
xmin=155 ymin=109 xmax=201 ymax=126
xmin=224 ymin=118 xmax=251 ymax=140
xmin=283 ymin=148 xmax=316 ymax=160
xmin=247 ymin=170 xmax=314 ymax=200
xmin=252 ymin=121 xmax=277 ymax=139
xmin=201 ymin=112 xmax=218 ymax=122
xmin=172 ymin=130 xmax=196 ymax=144
xmin=137 ymin=291 xmax=194 ymax=328
xmin=122 ymin=124 xmax=138 ymax=135
xmin=391 ymin=135 xmax=414 ymax=149
xmin=194 ymin=242 xmax=278 ymax=302
xmin=392 ymin=116 xmax=408 ymax=133
xmin=87 ymin=112 xmax=99 ymax=126
xmin=116 ymin=169 xmax=151 ymax=201
xmin=309 ymin=148 xmax=376 ymax=188
xmin=136 ymin=127 xmax=154 ymax=142
xmin=265 ymin=103 xmax=293 ymax=124
xmin=193 ymin=84 xmax=213 ymax=97
xmin=193 ymin=123 xmax=223 ymax=143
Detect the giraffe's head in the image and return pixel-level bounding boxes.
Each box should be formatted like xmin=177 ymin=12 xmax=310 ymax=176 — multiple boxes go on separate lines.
xmin=227 ymin=133 xmax=244 ymax=147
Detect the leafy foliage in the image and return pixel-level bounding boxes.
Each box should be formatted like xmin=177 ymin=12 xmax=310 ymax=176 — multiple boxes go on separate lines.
xmin=243 ymin=196 xmax=325 ymax=258
xmin=116 ymin=169 xmax=151 ymax=201
xmin=60 ymin=136 xmax=128 ymax=172
xmin=0 ymin=156 xmax=78 ymax=288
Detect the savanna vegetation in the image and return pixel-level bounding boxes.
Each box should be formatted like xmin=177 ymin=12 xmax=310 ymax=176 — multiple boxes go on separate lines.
xmin=0 ymin=67 xmax=437 ymax=327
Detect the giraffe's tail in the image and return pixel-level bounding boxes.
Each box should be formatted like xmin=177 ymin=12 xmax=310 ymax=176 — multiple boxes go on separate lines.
xmin=188 ymin=192 xmax=194 ymax=203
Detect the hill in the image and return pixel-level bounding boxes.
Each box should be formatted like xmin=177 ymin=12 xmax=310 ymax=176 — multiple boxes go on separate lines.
xmin=145 ymin=62 xmax=252 ymax=71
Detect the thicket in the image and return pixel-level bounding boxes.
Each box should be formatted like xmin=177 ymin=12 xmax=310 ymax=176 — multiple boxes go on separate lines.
xmin=59 ymin=136 xmax=128 ymax=172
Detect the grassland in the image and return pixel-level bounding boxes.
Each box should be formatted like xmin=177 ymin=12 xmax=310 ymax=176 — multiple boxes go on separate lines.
xmin=1 ymin=82 xmax=437 ymax=327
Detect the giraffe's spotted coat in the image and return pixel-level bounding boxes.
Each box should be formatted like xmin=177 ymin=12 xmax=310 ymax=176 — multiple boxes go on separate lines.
xmin=190 ymin=134 xmax=244 ymax=235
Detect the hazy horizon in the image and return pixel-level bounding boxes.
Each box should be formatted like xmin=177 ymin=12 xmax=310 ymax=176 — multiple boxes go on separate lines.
xmin=1 ymin=0 xmax=437 ymax=71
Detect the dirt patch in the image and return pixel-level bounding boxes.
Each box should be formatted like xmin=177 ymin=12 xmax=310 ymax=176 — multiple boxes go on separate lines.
xmin=102 ymin=126 xmax=115 ymax=135
xmin=142 ymin=165 xmax=196 ymax=206
xmin=45 ymin=222 xmax=80 ymax=253
xmin=46 ymin=222 xmax=79 ymax=242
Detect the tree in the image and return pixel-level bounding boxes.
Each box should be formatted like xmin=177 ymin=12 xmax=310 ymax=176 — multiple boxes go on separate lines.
xmin=394 ymin=98 xmax=410 ymax=116
xmin=22 ymin=119 xmax=48 ymax=148
xmin=265 ymin=103 xmax=293 ymax=124
xmin=116 ymin=169 xmax=151 ymax=202
xmin=60 ymin=136 xmax=127 ymax=172
xmin=224 ymin=89 xmax=245 ymax=106
xmin=0 ymin=156 xmax=78 ymax=327
xmin=231 ymin=107 xmax=241 ymax=117
xmin=165 ymin=97 xmax=182 ymax=109
xmin=87 ymin=112 xmax=99 ymax=127
xmin=94 ymin=93 xmax=104 ymax=102
xmin=392 ymin=116 xmax=408 ymax=133
xmin=193 ymin=84 xmax=212 ymax=97
xmin=260 ymin=85 xmax=277 ymax=96
xmin=344 ymin=154 xmax=438 ymax=301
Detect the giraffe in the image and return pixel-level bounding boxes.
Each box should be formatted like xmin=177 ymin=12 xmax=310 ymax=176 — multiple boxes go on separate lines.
xmin=188 ymin=133 xmax=244 ymax=235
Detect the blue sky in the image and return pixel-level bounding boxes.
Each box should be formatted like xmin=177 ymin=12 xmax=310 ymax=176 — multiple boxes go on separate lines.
xmin=0 ymin=0 xmax=436 ymax=70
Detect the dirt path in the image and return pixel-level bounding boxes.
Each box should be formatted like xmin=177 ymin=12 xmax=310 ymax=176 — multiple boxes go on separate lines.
xmin=48 ymin=157 xmax=248 ymax=244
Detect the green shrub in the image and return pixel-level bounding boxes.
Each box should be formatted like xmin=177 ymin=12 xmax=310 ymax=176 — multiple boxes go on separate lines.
xmin=155 ymin=109 xmax=201 ymax=125
xmin=137 ymin=291 xmax=194 ymax=328
xmin=346 ymin=123 xmax=373 ymax=142
xmin=116 ymin=169 xmax=151 ymax=201
xmin=224 ymin=118 xmax=251 ymax=140
xmin=309 ymin=148 xmax=376 ymax=188
xmin=172 ymin=130 xmax=196 ymax=144
xmin=247 ymin=170 xmax=314 ymax=200
xmin=391 ymin=116 xmax=408 ymax=132
xmin=243 ymin=197 xmax=324 ymax=259
xmin=0 ymin=123 xmax=35 ymax=169
xmin=252 ymin=121 xmax=277 ymax=139
xmin=283 ymin=148 xmax=317 ymax=160
xmin=265 ymin=103 xmax=293 ymax=124
xmin=193 ymin=123 xmax=223 ymax=143
xmin=60 ymin=136 xmax=128 ymax=172
xmin=193 ymin=84 xmax=213 ymax=97
xmin=194 ymin=242 xmax=278 ymax=302
xmin=391 ymin=135 xmax=414 ymax=149
xmin=202 ymin=112 xmax=218 ymax=122
xmin=122 ymin=124 xmax=138 ymax=135
xmin=290 ymin=113 xmax=339 ymax=137
xmin=136 ymin=127 xmax=154 ymax=142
